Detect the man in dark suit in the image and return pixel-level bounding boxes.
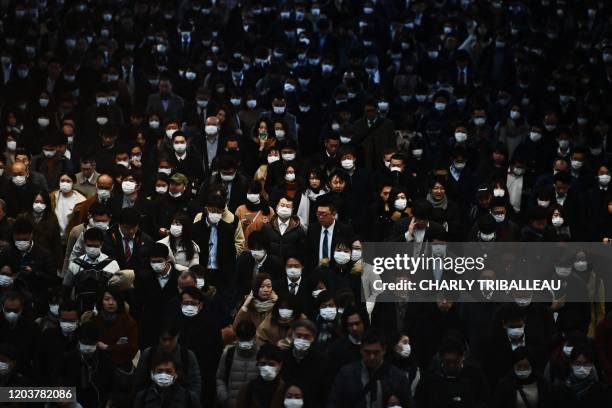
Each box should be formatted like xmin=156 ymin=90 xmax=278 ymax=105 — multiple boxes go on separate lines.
xmin=145 ymin=77 xmax=184 ymax=122
xmin=103 ymin=207 xmax=153 ymax=271
xmin=133 ymin=243 xmax=180 ymax=349
xmin=235 ymin=230 xmax=283 ymax=302
xmin=386 ymin=199 xmax=447 ymax=255
xmin=273 ymin=252 xmax=311 ymax=305
xmin=306 ymin=198 xmax=354 ymax=271
xmin=192 ymin=194 xmax=237 ymax=293
xmin=353 ymin=99 xmax=396 ymax=170
xmin=108 ymin=170 xmax=154 ymax=235
xmin=199 ymin=155 xmax=247 ymax=213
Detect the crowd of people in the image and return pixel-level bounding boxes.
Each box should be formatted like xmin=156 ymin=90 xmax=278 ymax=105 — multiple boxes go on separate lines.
xmin=1 ymin=0 xmax=612 ymax=407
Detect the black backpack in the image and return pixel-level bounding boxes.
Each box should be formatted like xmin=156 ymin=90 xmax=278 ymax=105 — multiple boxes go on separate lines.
xmin=73 ymin=257 xmax=114 ymax=313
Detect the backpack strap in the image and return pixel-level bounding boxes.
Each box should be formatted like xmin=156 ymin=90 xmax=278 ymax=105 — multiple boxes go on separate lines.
xmin=224 ymin=346 xmax=236 ymax=384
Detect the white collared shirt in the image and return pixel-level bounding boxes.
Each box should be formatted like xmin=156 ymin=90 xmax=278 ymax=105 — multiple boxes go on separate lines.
xmin=287 ymin=277 xmax=302 ymax=293
xmin=278 ymin=218 xmax=289 ymax=235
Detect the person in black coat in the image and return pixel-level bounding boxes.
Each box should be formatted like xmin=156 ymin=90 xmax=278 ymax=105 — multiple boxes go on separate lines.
xmin=235 ymin=230 xmax=284 ymax=302
xmin=151 ymin=172 xmax=201 ymax=239
xmin=273 ymin=253 xmax=311 ymax=307
xmin=108 ymin=170 xmax=155 ymax=236
xmin=0 ymin=161 xmax=38 ymax=218
xmin=492 ymin=347 xmax=555 ymax=408
xmin=33 ymin=300 xmax=80 ymax=385
xmin=0 ymin=343 xmax=33 ymax=387
xmin=0 ymin=292 xmax=40 ymax=379
xmin=133 ymin=243 xmax=180 ymax=349
xmin=414 ymin=334 xmax=490 ymax=408
xmin=305 ymin=198 xmax=354 ymax=271
xmin=178 ymin=287 xmax=223 ymax=407
xmin=58 ymin=322 xmax=114 ymax=408
xmin=170 ymin=131 xmax=204 ymax=185
xmin=103 ymin=207 xmax=153 ymax=271
xmin=260 ymin=197 xmax=306 ymax=260
xmin=328 ymin=307 xmax=369 ymax=376
xmin=0 ymin=218 xmax=59 ymax=317
xmin=327 ymin=328 xmax=411 ymax=408
xmin=199 ymin=155 xmax=248 ymax=213
xmin=191 ymin=194 xmax=237 ymax=292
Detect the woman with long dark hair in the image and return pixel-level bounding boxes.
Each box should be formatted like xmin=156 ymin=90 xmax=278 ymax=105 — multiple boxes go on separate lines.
xmin=157 ymin=212 xmax=200 ymax=271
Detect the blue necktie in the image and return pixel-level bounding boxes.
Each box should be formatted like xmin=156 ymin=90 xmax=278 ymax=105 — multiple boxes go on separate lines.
xmin=322 ymin=229 xmax=329 ymax=259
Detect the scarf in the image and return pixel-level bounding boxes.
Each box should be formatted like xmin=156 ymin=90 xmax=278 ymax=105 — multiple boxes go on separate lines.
xmin=427 ymin=193 xmax=448 ymax=210
xmin=566 ymin=369 xmax=597 ymax=400
xmin=305 ymin=188 xmax=327 ymax=202
xmin=254 ymin=293 xmax=277 ymax=313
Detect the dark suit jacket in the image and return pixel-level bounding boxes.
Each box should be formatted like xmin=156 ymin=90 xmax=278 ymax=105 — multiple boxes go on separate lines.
xmin=273 ymin=276 xmax=312 ymax=306
xmin=146 ymin=92 xmax=185 ymax=122
xmin=192 ymin=218 xmax=236 ymax=290
xmin=305 ymin=221 xmax=355 ymax=271
xmin=235 ymin=252 xmax=284 ymax=300
xmin=102 ymin=225 xmax=153 ymax=271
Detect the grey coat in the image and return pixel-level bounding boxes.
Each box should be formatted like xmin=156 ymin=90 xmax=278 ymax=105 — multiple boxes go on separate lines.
xmin=215 ymin=345 xmax=259 ymax=408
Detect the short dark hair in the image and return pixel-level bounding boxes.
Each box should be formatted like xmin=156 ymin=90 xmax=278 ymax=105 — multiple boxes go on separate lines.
xmin=235 ymin=320 xmax=256 ymax=341
xmin=290 ymin=319 xmax=317 ymax=337
xmin=89 ymin=202 xmax=112 ymax=217
xmin=248 ymin=230 xmax=269 ymax=251
xmin=181 ymin=286 xmax=205 ymax=303
xmin=206 ymin=193 xmax=226 ymax=210
xmin=78 ymin=322 xmax=99 ymax=343
xmin=361 ymin=328 xmax=386 ymax=347
xmin=83 ymin=227 xmax=104 ymax=243
xmin=150 ymin=242 xmax=170 ymax=259
xmin=256 ymin=344 xmax=283 ymax=363
xmin=59 ymin=300 xmax=79 ymax=314
xmin=118 ymin=207 xmax=140 ymax=227
xmin=12 ymin=218 xmax=33 ymax=235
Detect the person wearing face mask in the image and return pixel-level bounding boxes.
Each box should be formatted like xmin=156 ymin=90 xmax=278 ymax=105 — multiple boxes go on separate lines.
xmin=216 ymin=320 xmax=260 ymax=407
xmin=0 ymin=343 xmax=32 ymax=387
xmin=235 ymin=181 xmax=275 ymax=242
xmin=178 ymin=287 xmax=223 ymax=405
xmin=63 ymin=227 xmax=120 ymax=308
xmin=235 ymin=231 xmax=283 ymax=301
xmin=158 ymin=213 xmax=200 ymax=272
xmin=385 ymin=333 xmax=418 ymax=388
xmin=554 ymin=345 xmax=610 ymax=407
xmin=354 ymin=99 xmax=397 ymax=170
xmin=153 ymin=173 xmax=198 ymax=239
xmin=50 ymin=172 xmax=86 ymax=244
xmin=104 ymin=207 xmax=154 ymax=271
xmin=312 ymin=291 xmax=341 ymax=352
xmin=543 ymin=329 xmax=587 ymax=386
xmin=68 ymin=173 xmax=114 ymax=233
xmin=109 ymin=170 xmax=155 ymax=238
xmin=73 ymin=156 xmax=100 ymax=199
xmin=484 ymin=304 xmax=548 ymax=388
xmin=0 ymin=161 xmax=39 ymax=219
xmin=26 ymin=190 xmax=62 ymax=268
xmin=200 ymin=155 xmax=248 ymax=213
xmin=327 ymin=307 xmax=368 ymax=376
xmin=492 ymin=347 xmax=555 ymax=408
xmin=57 ymin=322 xmax=115 ymax=408
xmin=261 ymin=197 xmax=306 ymax=259
xmin=571 ymin=251 xmax=606 ymax=337
xmin=257 ymin=296 xmax=306 ymax=348
xmin=63 ymin=203 xmax=112 ymax=277
xmin=145 ymin=77 xmax=185 ymax=123
xmin=35 ymin=300 xmax=82 ymax=384
xmin=134 ymin=352 xmax=202 ymax=408
xmin=329 ymin=328 xmax=411 ymax=408
xmin=192 ymin=194 xmax=238 ymax=290
xmin=31 ymin=136 xmax=74 ymax=190
xmin=387 ymin=187 xmax=412 ymax=223
xmin=260 ymin=96 xmax=298 ymax=143
xmin=236 ymin=344 xmax=286 ymax=408
xmin=90 ymin=287 xmax=138 ymax=406
xmin=170 ymin=132 xmax=204 ymax=183
xmin=0 ymin=292 xmax=40 ymax=380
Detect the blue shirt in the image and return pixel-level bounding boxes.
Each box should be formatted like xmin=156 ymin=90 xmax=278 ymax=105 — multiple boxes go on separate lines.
xmin=207 ymin=219 xmax=218 ymax=269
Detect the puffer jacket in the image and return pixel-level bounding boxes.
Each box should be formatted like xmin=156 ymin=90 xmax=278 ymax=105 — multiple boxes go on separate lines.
xmin=216 ymin=345 xmax=259 ymax=407
xmin=261 ymin=215 xmax=305 ymax=259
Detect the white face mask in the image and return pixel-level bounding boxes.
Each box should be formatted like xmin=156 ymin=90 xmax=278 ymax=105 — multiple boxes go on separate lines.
xmin=15 ymin=240 xmax=30 ymax=252
xmin=166 ymin=129 xmax=177 ymax=138
xmin=246 ymin=193 xmax=260 ymax=204
xmin=150 ymin=261 xmax=166 ymax=273
xmin=514 ymin=368 xmax=532 ymax=379
xmin=277 ymin=206 xmax=292 ymax=219
xmin=551 ymin=216 xmax=564 ymax=227
xmin=85 ymin=246 xmax=101 ymax=259
xmin=334 ymin=251 xmax=351 ymax=265
xmin=572 ymin=365 xmax=592 ymax=379
xmin=454 ymin=132 xmax=468 ymax=143
xmin=6 ymin=140 xmax=16 ymax=150
xmin=599 ymin=174 xmax=611 ymax=186
xmin=351 ymin=250 xmax=362 ymax=262
xmin=562 ymin=345 xmax=573 ymax=357
xmin=0 ymin=274 xmax=14 ymax=287
xmin=94 ymin=221 xmax=109 ymax=230
xmin=268 ymin=155 xmax=280 ymax=164
xmin=156 ymin=186 xmax=168 ymax=194
xmin=273 ymin=106 xmax=286 ymax=115
xmin=173 ymin=143 xmax=187 ymax=153
xmin=182 ymin=305 xmax=199 ymax=317
xmin=238 ymin=339 xmax=255 ymax=351
xmin=79 ymin=342 xmax=96 ymax=354
xmin=286 ymin=267 xmax=302 ymax=279
xmin=33 ymin=202 xmax=46 ymax=213
xmin=122 ymin=180 xmax=137 ymax=194
xmin=97 ymin=188 xmax=111 ymax=200
xmin=312 ymin=289 xmax=324 ymax=298
xmin=479 ymin=231 xmax=495 ymax=242
xmin=60 ymin=321 xmax=78 ymax=334
xmin=158 ymin=168 xmax=172 ymax=175
xmin=507 ymin=327 xmax=524 ymax=339
xmin=251 ymin=249 xmax=266 ymax=261
xmin=170 ymin=224 xmax=183 ymax=237
xmin=151 ymin=372 xmax=175 ymax=387
xmin=278 ymin=308 xmax=294 ymax=319
xmin=282 ymin=153 xmax=296 ymax=161
xmin=493 ymin=188 xmax=505 ymax=197
xmin=207 ymin=212 xmax=222 ymax=224
xmin=555 ymin=266 xmax=572 ymax=277
xmin=284 ymin=398 xmax=304 ymax=408
xmin=149 ymin=120 xmax=160 ymax=129
xmin=49 ymin=304 xmax=59 ymax=316
xmin=574 ymin=260 xmax=588 ymax=272
xmin=320 ymin=306 xmax=337 ymax=321
xmin=394 ymin=198 xmax=407 ymax=211
xmin=59 ymin=181 xmax=73 ymax=193
xmin=205 ymin=125 xmax=218 ymax=135
xmin=12 ymin=175 xmax=26 ymax=186
xmin=398 ymin=343 xmax=411 ymax=358
xmin=259 ymin=365 xmax=278 ymax=381
xmin=293 ymin=338 xmax=311 ymax=351
xmin=220 ymin=173 xmax=236 ymax=182
xmin=492 ymin=213 xmax=505 ymax=223
xmin=196 ymin=278 xmax=205 ymax=289
xmin=529 ymin=131 xmax=542 ymax=142
xmin=341 ymin=159 xmax=354 ymax=170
